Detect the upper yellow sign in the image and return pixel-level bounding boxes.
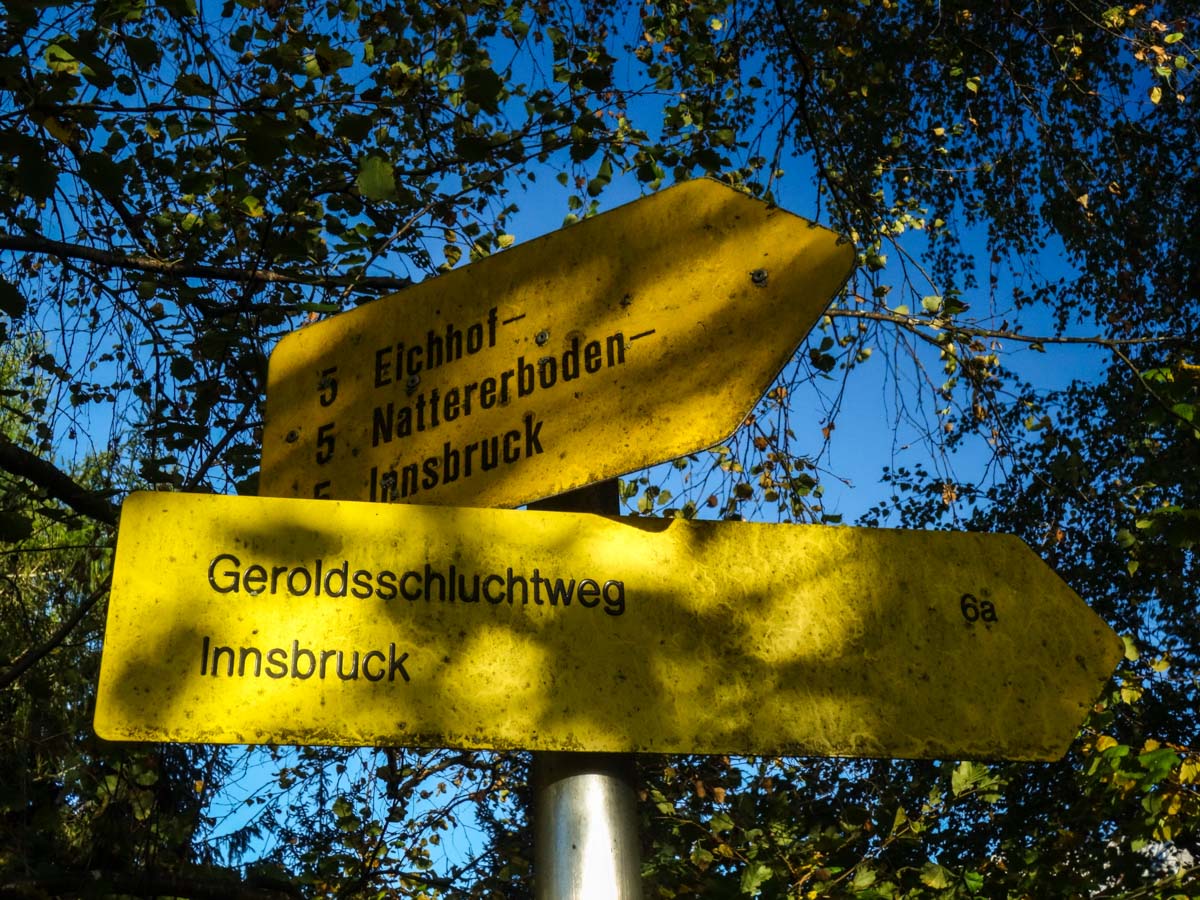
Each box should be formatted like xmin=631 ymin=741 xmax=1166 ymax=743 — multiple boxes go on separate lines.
xmin=259 ymin=180 xmax=855 ymax=507
xmin=96 ymin=492 xmax=1122 ymax=760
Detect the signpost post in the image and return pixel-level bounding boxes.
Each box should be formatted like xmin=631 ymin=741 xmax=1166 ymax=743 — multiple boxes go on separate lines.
xmin=528 ymin=481 xmax=642 ymax=899
xmin=93 ymin=181 xmax=1123 ymax=897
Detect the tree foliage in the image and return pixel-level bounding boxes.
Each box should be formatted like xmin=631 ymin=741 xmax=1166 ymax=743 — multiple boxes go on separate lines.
xmin=0 ymin=0 xmax=1197 ymax=896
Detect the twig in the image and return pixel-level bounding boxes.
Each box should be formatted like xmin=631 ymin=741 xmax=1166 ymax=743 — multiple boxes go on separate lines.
xmin=0 ymin=576 xmax=110 ymax=691
xmin=827 ymin=308 xmax=1192 ymax=349
xmin=0 ymin=232 xmax=413 ymax=292
xmin=0 ymin=435 xmax=119 ymax=525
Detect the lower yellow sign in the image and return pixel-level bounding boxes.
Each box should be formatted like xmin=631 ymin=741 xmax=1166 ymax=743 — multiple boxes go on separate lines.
xmin=95 ymin=492 xmax=1121 ymax=760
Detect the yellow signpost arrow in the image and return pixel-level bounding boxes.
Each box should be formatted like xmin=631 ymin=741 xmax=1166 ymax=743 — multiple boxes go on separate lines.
xmin=96 ymin=492 xmax=1121 ymax=761
xmin=259 ymin=179 xmax=855 ymax=508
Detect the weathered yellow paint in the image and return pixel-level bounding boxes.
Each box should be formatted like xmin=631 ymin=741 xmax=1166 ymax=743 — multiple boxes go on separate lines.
xmin=259 ymin=179 xmax=855 ymax=508
xmin=95 ymin=492 xmax=1122 ymax=760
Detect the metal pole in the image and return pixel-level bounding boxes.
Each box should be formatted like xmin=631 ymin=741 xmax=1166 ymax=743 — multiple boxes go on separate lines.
xmin=532 ymin=752 xmax=642 ymax=899
xmin=528 ymin=481 xmax=643 ymax=899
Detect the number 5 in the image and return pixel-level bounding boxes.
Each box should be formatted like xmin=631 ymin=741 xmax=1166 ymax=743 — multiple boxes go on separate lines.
xmin=316 ymin=423 xmax=335 ymax=464
xmin=319 ymin=367 xmax=338 ymax=407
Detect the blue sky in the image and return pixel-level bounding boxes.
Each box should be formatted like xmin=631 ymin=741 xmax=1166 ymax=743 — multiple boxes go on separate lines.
xmin=11 ymin=0 xmax=1127 ymax=869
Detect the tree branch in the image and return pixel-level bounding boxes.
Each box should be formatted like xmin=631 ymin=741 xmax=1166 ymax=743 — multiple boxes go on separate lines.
xmin=0 ymin=435 xmax=119 ymax=526
xmin=0 ymin=576 xmax=109 ymax=691
xmin=0 ymin=233 xmax=413 ymax=292
xmin=0 ymin=868 xmax=303 ymax=900
xmin=1110 ymin=345 xmax=1199 ymax=434
xmin=827 ymin=307 xmax=1193 ymax=349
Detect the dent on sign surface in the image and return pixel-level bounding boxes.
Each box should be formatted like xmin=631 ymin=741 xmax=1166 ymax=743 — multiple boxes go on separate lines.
xmin=259 ymin=179 xmax=856 ymax=509
xmin=96 ymin=493 xmax=1122 ymax=761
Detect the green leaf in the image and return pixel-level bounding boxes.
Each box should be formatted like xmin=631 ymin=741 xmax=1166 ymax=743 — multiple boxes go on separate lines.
xmin=12 ymin=134 xmax=58 ymax=200
xmin=463 ymin=64 xmax=505 ymax=114
xmin=1138 ymin=746 xmax=1181 ymax=782
xmin=809 ymin=348 xmax=837 ymax=373
xmin=45 ymin=43 xmax=80 ymax=75
xmin=241 ymin=196 xmax=265 ymax=218
xmin=0 ymin=510 xmax=34 ymax=543
xmin=708 ymin=811 xmax=734 ymax=833
xmin=334 ymin=113 xmax=373 ymax=143
xmin=587 ymin=156 xmax=613 ymax=197
xmin=170 ymin=357 xmax=195 ymax=380
xmin=0 ymin=278 xmax=27 ymax=318
xmin=920 ymin=861 xmax=953 ymax=888
xmin=130 ymin=788 xmax=154 ymax=821
xmin=122 ymin=34 xmax=160 ymax=70
xmin=951 ymin=760 xmax=986 ymax=796
xmin=159 ymin=0 xmax=198 ymax=17
xmin=356 ymin=155 xmax=396 ymax=201
xmin=739 ymin=860 xmax=773 ymax=895
xmin=1122 ymin=634 xmax=1140 ymax=662
xmin=175 ymin=72 xmax=216 ymax=97
xmin=851 ymin=865 xmax=877 ymax=889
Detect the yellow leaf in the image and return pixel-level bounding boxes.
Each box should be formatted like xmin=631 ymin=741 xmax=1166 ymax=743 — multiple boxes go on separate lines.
xmin=1180 ymin=759 xmax=1199 ymax=783
xmin=1150 ymin=85 xmax=1163 ymax=104
xmin=1095 ymin=735 xmax=1119 ymax=752
xmin=40 ymin=115 xmax=77 ymax=146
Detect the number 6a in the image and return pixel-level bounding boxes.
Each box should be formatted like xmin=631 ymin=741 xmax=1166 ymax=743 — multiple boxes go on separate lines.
xmin=960 ymin=593 xmax=998 ymax=623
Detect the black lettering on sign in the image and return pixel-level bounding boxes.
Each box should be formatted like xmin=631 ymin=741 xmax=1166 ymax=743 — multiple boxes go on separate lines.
xmin=318 ymin=366 xmax=338 ymax=406
xmin=200 ymin=636 xmax=411 ymax=682
xmin=316 ymin=423 xmax=335 ymax=464
xmin=372 ymin=307 xmax=501 ymax=387
xmin=959 ymin=592 xmax=998 ymax=623
xmin=368 ymin=326 xmax=638 ymax=444
xmin=368 ymin=415 xmax=545 ymax=502
xmin=205 ymin=553 xmax=627 ymax=616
